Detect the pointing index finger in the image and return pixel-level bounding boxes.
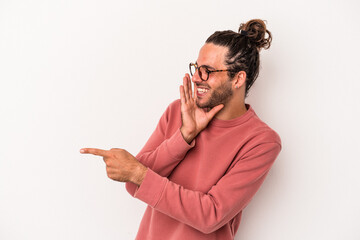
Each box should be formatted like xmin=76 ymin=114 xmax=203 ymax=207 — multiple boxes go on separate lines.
xmin=80 ymin=148 xmax=110 ymax=157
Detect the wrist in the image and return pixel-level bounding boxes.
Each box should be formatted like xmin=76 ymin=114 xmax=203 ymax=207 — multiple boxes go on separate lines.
xmin=180 ymin=127 xmax=196 ymax=144
xmin=131 ymin=163 xmax=148 ymax=186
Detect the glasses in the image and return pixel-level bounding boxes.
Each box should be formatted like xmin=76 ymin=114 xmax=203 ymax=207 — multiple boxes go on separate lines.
xmin=189 ymin=62 xmax=237 ymax=81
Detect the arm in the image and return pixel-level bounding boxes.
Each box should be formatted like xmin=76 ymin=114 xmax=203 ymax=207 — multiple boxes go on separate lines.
xmin=125 ymin=101 xmax=196 ymax=196
xmin=135 ymin=112 xmax=195 ymax=177
xmin=133 ymin=142 xmax=281 ymax=234
xmin=136 ymin=73 xmax=224 ymax=173
xmin=127 ymin=73 xmax=223 ymax=197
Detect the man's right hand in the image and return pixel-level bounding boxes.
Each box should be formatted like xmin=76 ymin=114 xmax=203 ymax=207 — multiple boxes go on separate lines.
xmin=179 ymin=74 xmax=224 ymax=144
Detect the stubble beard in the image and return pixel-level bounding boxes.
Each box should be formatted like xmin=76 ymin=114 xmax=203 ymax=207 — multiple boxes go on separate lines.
xmin=195 ymin=79 xmax=233 ymax=110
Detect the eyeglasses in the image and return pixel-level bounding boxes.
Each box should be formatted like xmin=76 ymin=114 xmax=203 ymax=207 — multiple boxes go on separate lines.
xmin=189 ymin=62 xmax=237 ymax=81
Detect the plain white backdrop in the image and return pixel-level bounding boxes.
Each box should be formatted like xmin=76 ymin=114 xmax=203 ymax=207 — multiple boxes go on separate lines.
xmin=1 ymin=0 xmax=359 ymax=239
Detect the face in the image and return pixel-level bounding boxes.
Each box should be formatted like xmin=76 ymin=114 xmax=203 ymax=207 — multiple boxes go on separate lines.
xmin=192 ymin=43 xmax=234 ymax=109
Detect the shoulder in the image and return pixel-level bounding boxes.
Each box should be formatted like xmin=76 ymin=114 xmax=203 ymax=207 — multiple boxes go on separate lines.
xmin=245 ymin=116 xmax=282 ymax=151
xmin=168 ymin=98 xmax=181 ymax=110
xmin=253 ymin=122 xmax=281 ymax=147
xmin=236 ymin=123 xmax=282 ymax=164
xmin=158 ymin=99 xmax=182 ymax=131
xmin=231 ymin=105 xmax=282 ymax=151
xmin=163 ymin=99 xmax=181 ymax=117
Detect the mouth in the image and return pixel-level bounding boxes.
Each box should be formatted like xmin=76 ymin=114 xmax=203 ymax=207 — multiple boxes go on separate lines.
xmin=196 ymin=86 xmax=209 ymax=97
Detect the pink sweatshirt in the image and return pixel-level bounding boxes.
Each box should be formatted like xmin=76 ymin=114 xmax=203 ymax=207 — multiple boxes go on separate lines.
xmin=126 ymin=99 xmax=282 ymax=240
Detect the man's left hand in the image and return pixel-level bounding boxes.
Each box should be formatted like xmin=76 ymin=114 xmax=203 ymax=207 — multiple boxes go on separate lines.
xmin=80 ymin=148 xmax=148 ymax=186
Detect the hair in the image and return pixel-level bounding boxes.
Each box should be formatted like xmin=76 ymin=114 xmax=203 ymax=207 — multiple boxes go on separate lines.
xmin=205 ymin=19 xmax=272 ymax=98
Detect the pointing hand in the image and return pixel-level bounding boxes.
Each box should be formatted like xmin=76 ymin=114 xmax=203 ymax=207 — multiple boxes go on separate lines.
xmin=80 ymin=148 xmax=147 ymax=186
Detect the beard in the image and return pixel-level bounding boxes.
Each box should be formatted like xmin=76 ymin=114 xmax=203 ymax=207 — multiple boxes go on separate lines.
xmin=195 ymin=79 xmax=233 ymax=109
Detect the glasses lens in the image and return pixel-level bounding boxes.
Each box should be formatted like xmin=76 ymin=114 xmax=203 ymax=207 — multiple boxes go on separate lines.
xmin=190 ymin=64 xmax=196 ymax=76
xmin=189 ymin=64 xmax=208 ymax=81
xmin=199 ymin=66 xmax=208 ymax=81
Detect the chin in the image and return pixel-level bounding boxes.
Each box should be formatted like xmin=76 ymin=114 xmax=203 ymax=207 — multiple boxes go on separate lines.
xmin=196 ymin=99 xmax=215 ymax=109
xmin=195 ymin=98 xmax=207 ymax=108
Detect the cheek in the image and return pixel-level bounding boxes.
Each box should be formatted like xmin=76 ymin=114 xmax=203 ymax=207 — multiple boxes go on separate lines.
xmin=205 ymin=78 xmax=218 ymax=89
xmin=207 ymin=79 xmax=223 ymax=90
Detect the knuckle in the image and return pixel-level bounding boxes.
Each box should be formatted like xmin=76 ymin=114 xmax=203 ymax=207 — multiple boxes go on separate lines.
xmin=110 ymin=148 xmax=123 ymax=153
xmin=117 ymin=149 xmax=125 ymax=155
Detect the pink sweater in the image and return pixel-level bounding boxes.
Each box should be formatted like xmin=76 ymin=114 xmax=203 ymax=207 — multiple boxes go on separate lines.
xmin=126 ymin=99 xmax=282 ymax=240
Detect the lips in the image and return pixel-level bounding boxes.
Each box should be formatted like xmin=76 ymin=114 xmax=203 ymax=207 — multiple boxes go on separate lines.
xmin=196 ymin=87 xmax=209 ymax=97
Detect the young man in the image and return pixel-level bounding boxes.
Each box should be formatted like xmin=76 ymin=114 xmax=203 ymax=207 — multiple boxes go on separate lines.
xmin=81 ymin=19 xmax=282 ymax=239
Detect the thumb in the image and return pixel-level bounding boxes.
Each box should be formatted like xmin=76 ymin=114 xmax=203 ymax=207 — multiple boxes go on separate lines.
xmin=207 ymin=104 xmax=224 ymax=119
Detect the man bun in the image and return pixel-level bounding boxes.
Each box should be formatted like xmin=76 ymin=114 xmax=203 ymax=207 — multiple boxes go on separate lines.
xmin=239 ymin=19 xmax=272 ymax=50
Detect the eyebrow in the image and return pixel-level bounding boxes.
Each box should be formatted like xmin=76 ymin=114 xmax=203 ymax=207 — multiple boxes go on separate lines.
xmin=195 ymin=61 xmax=215 ymax=70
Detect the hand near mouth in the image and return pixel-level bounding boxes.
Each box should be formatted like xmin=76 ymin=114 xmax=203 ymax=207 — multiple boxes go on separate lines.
xmin=179 ymin=74 xmax=224 ymax=144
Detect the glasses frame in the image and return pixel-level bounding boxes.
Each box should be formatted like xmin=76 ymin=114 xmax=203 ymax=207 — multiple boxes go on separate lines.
xmin=189 ymin=62 xmax=238 ymax=81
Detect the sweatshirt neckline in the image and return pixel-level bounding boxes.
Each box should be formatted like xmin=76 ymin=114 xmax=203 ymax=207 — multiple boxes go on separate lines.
xmin=209 ymin=103 xmax=255 ymax=128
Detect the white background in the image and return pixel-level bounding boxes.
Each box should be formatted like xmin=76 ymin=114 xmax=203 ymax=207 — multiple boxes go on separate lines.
xmin=1 ymin=0 xmax=359 ymax=239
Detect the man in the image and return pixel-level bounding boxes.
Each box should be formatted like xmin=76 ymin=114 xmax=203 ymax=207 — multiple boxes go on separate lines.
xmin=81 ymin=19 xmax=281 ymax=239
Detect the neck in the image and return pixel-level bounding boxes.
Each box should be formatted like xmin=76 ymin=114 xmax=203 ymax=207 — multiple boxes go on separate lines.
xmin=214 ymin=98 xmax=247 ymax=120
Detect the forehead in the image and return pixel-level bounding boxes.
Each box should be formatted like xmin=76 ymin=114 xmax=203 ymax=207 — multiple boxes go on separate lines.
xmin=197 ymin=43 xmax=228 ymax=68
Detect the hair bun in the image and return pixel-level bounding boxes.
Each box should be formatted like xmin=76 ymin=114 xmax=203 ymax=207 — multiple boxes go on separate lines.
xmin=238 ymin=19 xmax=272 ymax=50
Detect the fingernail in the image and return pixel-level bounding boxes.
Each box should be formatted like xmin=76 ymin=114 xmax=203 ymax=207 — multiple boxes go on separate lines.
xmin=80 ymin=149 xmax=84 ymax=153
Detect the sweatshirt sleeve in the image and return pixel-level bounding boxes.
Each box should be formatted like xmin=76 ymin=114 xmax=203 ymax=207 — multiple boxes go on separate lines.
xmin=126 ymin=101 xmax=195 ymax=196
xmin=133 ymin=142 xmax=281 ymax=234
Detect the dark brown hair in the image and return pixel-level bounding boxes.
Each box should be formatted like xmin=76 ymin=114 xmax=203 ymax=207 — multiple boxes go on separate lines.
xmin=206 ymin=19 xmax=272 ymax=98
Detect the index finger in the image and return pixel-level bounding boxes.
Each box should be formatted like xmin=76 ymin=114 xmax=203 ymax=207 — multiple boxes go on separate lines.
xmin=80 ymin=148 xmax=110 ymax=157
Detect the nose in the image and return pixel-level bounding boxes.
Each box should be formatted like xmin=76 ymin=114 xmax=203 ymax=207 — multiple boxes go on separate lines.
xmin=191 ymin=69 xmax=202 ymax=83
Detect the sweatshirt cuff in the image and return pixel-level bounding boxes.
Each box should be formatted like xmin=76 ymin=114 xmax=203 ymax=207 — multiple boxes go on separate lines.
xmin=134 ymin=168 xmax=168 ymax=208
xmin=165 ymin=128 xmax=195 ymax=160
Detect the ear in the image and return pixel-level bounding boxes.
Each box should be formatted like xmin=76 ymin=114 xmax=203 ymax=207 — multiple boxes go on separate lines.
xmin=234 ymin=71 xmax=247 ymax=89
